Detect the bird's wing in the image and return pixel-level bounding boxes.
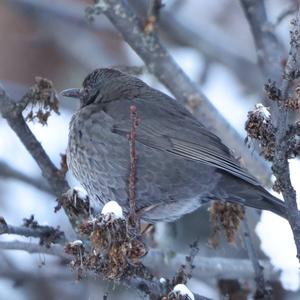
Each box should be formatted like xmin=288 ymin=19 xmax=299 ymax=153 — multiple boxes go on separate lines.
xmin=108 ymin=97 xmax=259 ymax=186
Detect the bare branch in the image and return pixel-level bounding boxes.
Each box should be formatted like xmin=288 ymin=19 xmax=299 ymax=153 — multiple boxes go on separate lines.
xmin=0 ymin=217 xmax=66 ymax=246
xmin=241 ymin=0 xmax=300 ymax=260
xmin=0 ymin=160 xmax=52 ymax=194
xmin=240 ymin=0 xmax=285 ymax=80
xmin=0 ymin=240 xmax=70 ymax=260
xmin=0 ymin=85 xmax=80 ymax=229
xmin=242 ymin=213 xmax=272 ymax=299
xmin=132 ymin=0 xmax=262 ymax=92
xmin=272 ymin=13 xmax=300 ymax=259
xmin=143 ymin=249 xmax=280 ymax=282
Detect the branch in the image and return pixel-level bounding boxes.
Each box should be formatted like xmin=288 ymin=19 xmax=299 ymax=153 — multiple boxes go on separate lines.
xmin=272 ymin=13 xmax=300 ymax=259
xmin=0 ymin=217 xmax=66 ymax=246
xmin=242 ymin=213 xmax=272 ymax=299
xmin=131 ymin=0 xmax=262 ymax=92
xmin=0 ymin=160 xmax=52 ymax=194
xmin=240 ymin=0 xmax=285 ymax=80
xmin=128 ymin=105 xmax=139 ymax=227
xmin=0 ymin=240 xmax=70 ymax=260
xmin=143 ymin=249 xmax=279 ymax=282
xmin=241 ymin=0 xmax=300 ymax=261
xmin=89 ymin=0 xmax=273 ymax=187
xmin=0 ymin=85 xmax=79 ymax=229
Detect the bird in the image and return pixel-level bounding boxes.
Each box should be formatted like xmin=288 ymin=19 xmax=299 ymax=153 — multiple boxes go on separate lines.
xmin=61 ymin=68 xmax=286 ymax=223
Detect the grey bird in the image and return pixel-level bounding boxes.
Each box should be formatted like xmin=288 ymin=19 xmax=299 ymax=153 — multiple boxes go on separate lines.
xmin=61 ymin=68 xmax=286 ymax=222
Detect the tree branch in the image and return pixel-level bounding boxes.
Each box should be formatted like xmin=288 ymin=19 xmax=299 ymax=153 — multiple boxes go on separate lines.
xmin=242 ymin=213 xmax=271 ymax=298
xmin=0 ymin=240 xmax=70 ymax=259
xmin=240 ymin=0 xmax=285 ymax=80
xmin=0 ymin=86 xmax=79 ymax=229
xmin=272 ymin=13 xmax=300 ymax=259
xmin=0 ymin=160 xmax=52 ymax=194
xmin=143 ymin=249 xmax=279 ymax=282
xmin=131 ymin=0 xmax=262 ymax=92
xmin=0 ymin=217 xmax=66 ymax=246
xmin=241 ymin=0 xmax=300 ymax=261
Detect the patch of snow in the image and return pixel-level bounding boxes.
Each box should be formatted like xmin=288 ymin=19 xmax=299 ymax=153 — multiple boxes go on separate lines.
xmin=254 ymin=103 xmax=271 ymax=119
xmin=101 ymin=201 xmax=123 ymax=219
xmin=173 ymin=284 xmax=195 ymax=300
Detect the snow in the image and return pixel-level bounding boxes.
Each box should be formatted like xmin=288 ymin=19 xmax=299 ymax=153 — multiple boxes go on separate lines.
xmin=254 ymin=103 xmax=271 ymax=119
xmin=73 ymin=186 xmax=88 ymax=199
xmin=101 ymin=201 xmax=123 ymax=219
xmin=173 ymin=284 xmax=195 ymax=300
xmin=70 ymin=240 xmax=83 ymax=246
xmin=159 ymin=277 xmax=166 ymax=284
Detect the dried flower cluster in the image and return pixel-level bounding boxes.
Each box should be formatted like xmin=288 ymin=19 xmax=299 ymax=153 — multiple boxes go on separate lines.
xmin=25 ymin=77 xmax=59 ymax=125
xmin=65 ymin=214 xmax=148 ymax=280
xmin=209 ymin=202 xmax=245 ymax=246
xmin=245 ymin=103 xmax=275 ymax=160
xmin=55 ymin=189 xmax=92 ymax=222
xmin=245 ymin=77 xmax=300 ymax=164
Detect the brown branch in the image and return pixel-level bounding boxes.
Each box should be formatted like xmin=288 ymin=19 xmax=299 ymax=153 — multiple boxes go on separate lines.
xmin=128 ymin=105 xmax=139 ymax=227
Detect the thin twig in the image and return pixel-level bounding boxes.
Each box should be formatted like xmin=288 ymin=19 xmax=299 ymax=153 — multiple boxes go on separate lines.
xmin=275 ymin=5 xmax=297 ymax=26
xmin=128 ymin=105 xmax=139 ymax=227
xmin=173 ymin=241 xmax=200 ymax=285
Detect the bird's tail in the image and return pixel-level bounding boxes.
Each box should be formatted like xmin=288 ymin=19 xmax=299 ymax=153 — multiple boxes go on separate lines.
xmin=216 ymin=174 xmax=287 ymax=219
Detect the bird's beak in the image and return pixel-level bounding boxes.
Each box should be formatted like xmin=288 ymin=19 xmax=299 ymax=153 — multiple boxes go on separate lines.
xmin=60 ymin=88 xmax=82 ymax=98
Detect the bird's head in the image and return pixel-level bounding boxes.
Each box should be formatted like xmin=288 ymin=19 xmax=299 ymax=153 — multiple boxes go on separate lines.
xmin=60 ymin=68 xmax=129 ymax=107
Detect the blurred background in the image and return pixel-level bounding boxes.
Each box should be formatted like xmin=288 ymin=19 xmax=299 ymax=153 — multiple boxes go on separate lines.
xmin=0 ymin=0 xmax=300 ymax=299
